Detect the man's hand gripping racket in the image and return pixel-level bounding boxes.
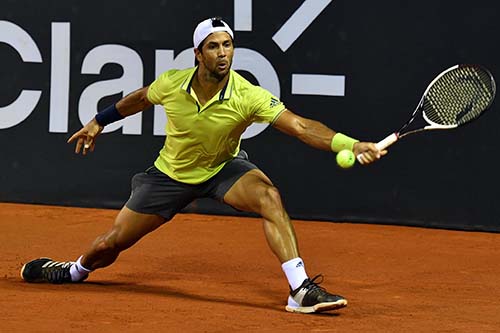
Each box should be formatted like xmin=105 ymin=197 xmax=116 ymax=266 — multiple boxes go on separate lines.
xmin=357 ymin=64 xmax=496 ymax=162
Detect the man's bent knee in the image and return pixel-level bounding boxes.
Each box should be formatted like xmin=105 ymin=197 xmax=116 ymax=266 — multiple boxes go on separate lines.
xmin=259 ymin=185 xmax=286 ymax=215
xmin=93 ymin=229 xmax=123 ymax=254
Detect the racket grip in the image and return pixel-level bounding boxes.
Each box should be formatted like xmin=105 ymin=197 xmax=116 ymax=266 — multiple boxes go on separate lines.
xmin=356 ymin=133 xmax=398 ymax=163
xmin=375 ymin=133 xmax=398 ymax=150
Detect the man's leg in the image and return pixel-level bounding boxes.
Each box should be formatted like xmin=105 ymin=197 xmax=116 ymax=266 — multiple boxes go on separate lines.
xmin=223 ymin=169 xmax=298 ymax=263
xmin=223 ymin=169 xmax=347 ymax=313
xmin=20 ymin=206 xmax=165 ymax=284
xmin=81 ymin=206 xmax=165 ymax=270
xmin=21 ymin=166 xmax=190 ymax=284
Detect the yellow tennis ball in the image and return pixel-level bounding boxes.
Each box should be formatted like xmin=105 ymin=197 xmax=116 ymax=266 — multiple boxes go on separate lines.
xmin=336 ymin=149 xmax=355 ymax=169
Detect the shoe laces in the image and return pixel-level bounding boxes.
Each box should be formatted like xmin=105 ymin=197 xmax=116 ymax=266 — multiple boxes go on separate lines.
xmin=42 ymin=260 xmax=72 ymax=282
xmin=305 ymin=274 xmax=327 ymax=293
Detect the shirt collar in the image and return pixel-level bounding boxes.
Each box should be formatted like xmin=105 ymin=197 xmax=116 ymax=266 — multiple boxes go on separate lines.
xmin=180 ymin=67 xmax=198 ymax=93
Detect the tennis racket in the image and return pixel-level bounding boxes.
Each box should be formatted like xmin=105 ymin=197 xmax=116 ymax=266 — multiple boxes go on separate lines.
xmin=358 ymin=64 xmax=496 ymax=161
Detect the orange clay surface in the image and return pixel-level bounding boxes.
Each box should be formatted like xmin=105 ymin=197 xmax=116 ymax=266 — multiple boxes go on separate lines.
xmin=1 ymin=203 xmax=500 ymax=332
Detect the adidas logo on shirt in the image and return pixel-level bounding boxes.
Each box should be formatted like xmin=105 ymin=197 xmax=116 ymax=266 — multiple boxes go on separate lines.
xmin=270 ymin=97 xmax=280 ymax=108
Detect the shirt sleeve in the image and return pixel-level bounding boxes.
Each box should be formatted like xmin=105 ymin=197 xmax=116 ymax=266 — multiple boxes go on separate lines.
xmin=249 ymin=86 xmax=286 ymax=124
xmin=147 ymin=70 xmax=175 ymax=105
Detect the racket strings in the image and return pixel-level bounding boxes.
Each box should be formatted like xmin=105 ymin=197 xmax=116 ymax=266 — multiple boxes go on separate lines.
xmin=424 ymin=66 xmax=495 ymax=126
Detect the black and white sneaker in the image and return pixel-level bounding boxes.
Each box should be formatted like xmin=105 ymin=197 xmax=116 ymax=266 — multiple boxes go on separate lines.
xmin=285 ymin=275 xmax=347 ymax=313
xmin=21 ymin=258 xmax=85 ymax=284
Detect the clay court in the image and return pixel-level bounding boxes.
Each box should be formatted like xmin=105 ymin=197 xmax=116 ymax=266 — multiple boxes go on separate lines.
xmin=0 ymin=203 xmax=499 ymax=332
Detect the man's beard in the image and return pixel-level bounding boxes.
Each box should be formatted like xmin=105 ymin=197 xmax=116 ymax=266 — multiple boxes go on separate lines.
xmin=207 ymin=60 xmax=231 ymax=81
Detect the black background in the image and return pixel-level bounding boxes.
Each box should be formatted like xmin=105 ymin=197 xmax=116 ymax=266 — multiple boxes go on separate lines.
xmin=1 ymin=0 xmax=499 ymax=231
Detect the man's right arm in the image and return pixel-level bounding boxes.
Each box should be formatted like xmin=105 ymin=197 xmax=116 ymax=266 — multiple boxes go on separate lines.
xmin=67 ymin=85 xmax=153 ymax=155
xmin=115 ymin=86 xmax=153 ymax=117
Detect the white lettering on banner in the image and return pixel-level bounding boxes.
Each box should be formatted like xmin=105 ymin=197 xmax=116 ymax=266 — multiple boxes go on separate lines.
xmin=49 ymin=22 xmax=70 ymax=133
xmin=2 ymin=2 xmax=342 ymax=137
xmin=272 ymin=0 xmax=332 ymax=52
xmin=0 ymin=21 xmax=42 ymax=129
xmin=79 ymin=44 xmax=144 ymax=135
xmin=234 ymin=0 xmax=252 ymax=31
xmin=292 ymin=74 xmax=345 ymax=96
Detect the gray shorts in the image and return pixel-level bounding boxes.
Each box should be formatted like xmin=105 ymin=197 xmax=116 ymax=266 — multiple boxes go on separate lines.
xmin=125 ymin=150 xmax=257 ymax=220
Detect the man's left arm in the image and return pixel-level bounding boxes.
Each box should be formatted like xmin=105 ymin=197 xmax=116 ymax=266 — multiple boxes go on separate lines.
xmin=272 ymin=109 xmax=386 ymax=164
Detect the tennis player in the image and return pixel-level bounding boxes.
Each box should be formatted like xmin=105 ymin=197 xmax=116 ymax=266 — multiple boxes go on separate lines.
xmin=21 ymin=17 xmax=385 ymax=314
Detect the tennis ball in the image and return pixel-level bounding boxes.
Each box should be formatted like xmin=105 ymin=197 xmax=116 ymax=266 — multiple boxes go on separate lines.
xmin=336 ymin=149 xmax=355 ymax=169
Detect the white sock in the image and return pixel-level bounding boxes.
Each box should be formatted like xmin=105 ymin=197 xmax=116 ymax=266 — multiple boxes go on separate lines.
xmin=69 ymin=256 xmax=92 ymax=282
xmin=281 ymin=257 xmax=308 ymax=290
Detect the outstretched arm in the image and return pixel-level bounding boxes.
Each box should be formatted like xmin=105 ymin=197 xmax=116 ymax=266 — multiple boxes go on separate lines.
xmin=272 ymin=109 xmax=386 ymax=164
xmin=114 ymin=86 xmax=153 ymax=117
xmin=67 ymin=86 xmax=152 ymax=155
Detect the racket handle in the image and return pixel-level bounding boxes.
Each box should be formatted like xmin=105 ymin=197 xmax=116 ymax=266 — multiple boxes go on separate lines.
xmin=356 ymin=133 xmax=398 ymax=163
xmin=375 ymin=133 xmax=398 ymax=150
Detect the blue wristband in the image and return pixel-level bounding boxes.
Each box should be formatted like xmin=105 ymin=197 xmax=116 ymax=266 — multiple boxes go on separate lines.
xmin=95 ymin=104 xmax=124 ymax=126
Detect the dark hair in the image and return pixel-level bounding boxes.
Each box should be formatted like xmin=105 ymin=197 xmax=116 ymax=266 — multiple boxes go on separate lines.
xmin=211 ymin=16 xmax=225 ymax=27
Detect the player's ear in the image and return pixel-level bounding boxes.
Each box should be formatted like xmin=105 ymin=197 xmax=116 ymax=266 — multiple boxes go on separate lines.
xmin=194 ymin=48 xmax=202 ymax=65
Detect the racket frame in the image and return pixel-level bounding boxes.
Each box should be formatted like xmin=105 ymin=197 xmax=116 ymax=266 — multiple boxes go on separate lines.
xmin=357 ymin=64 xmax=495 ymax=160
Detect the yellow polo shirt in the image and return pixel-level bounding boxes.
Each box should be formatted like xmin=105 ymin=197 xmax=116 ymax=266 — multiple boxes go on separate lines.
xmin=147 ymin=67 xmax=286 ymax=184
